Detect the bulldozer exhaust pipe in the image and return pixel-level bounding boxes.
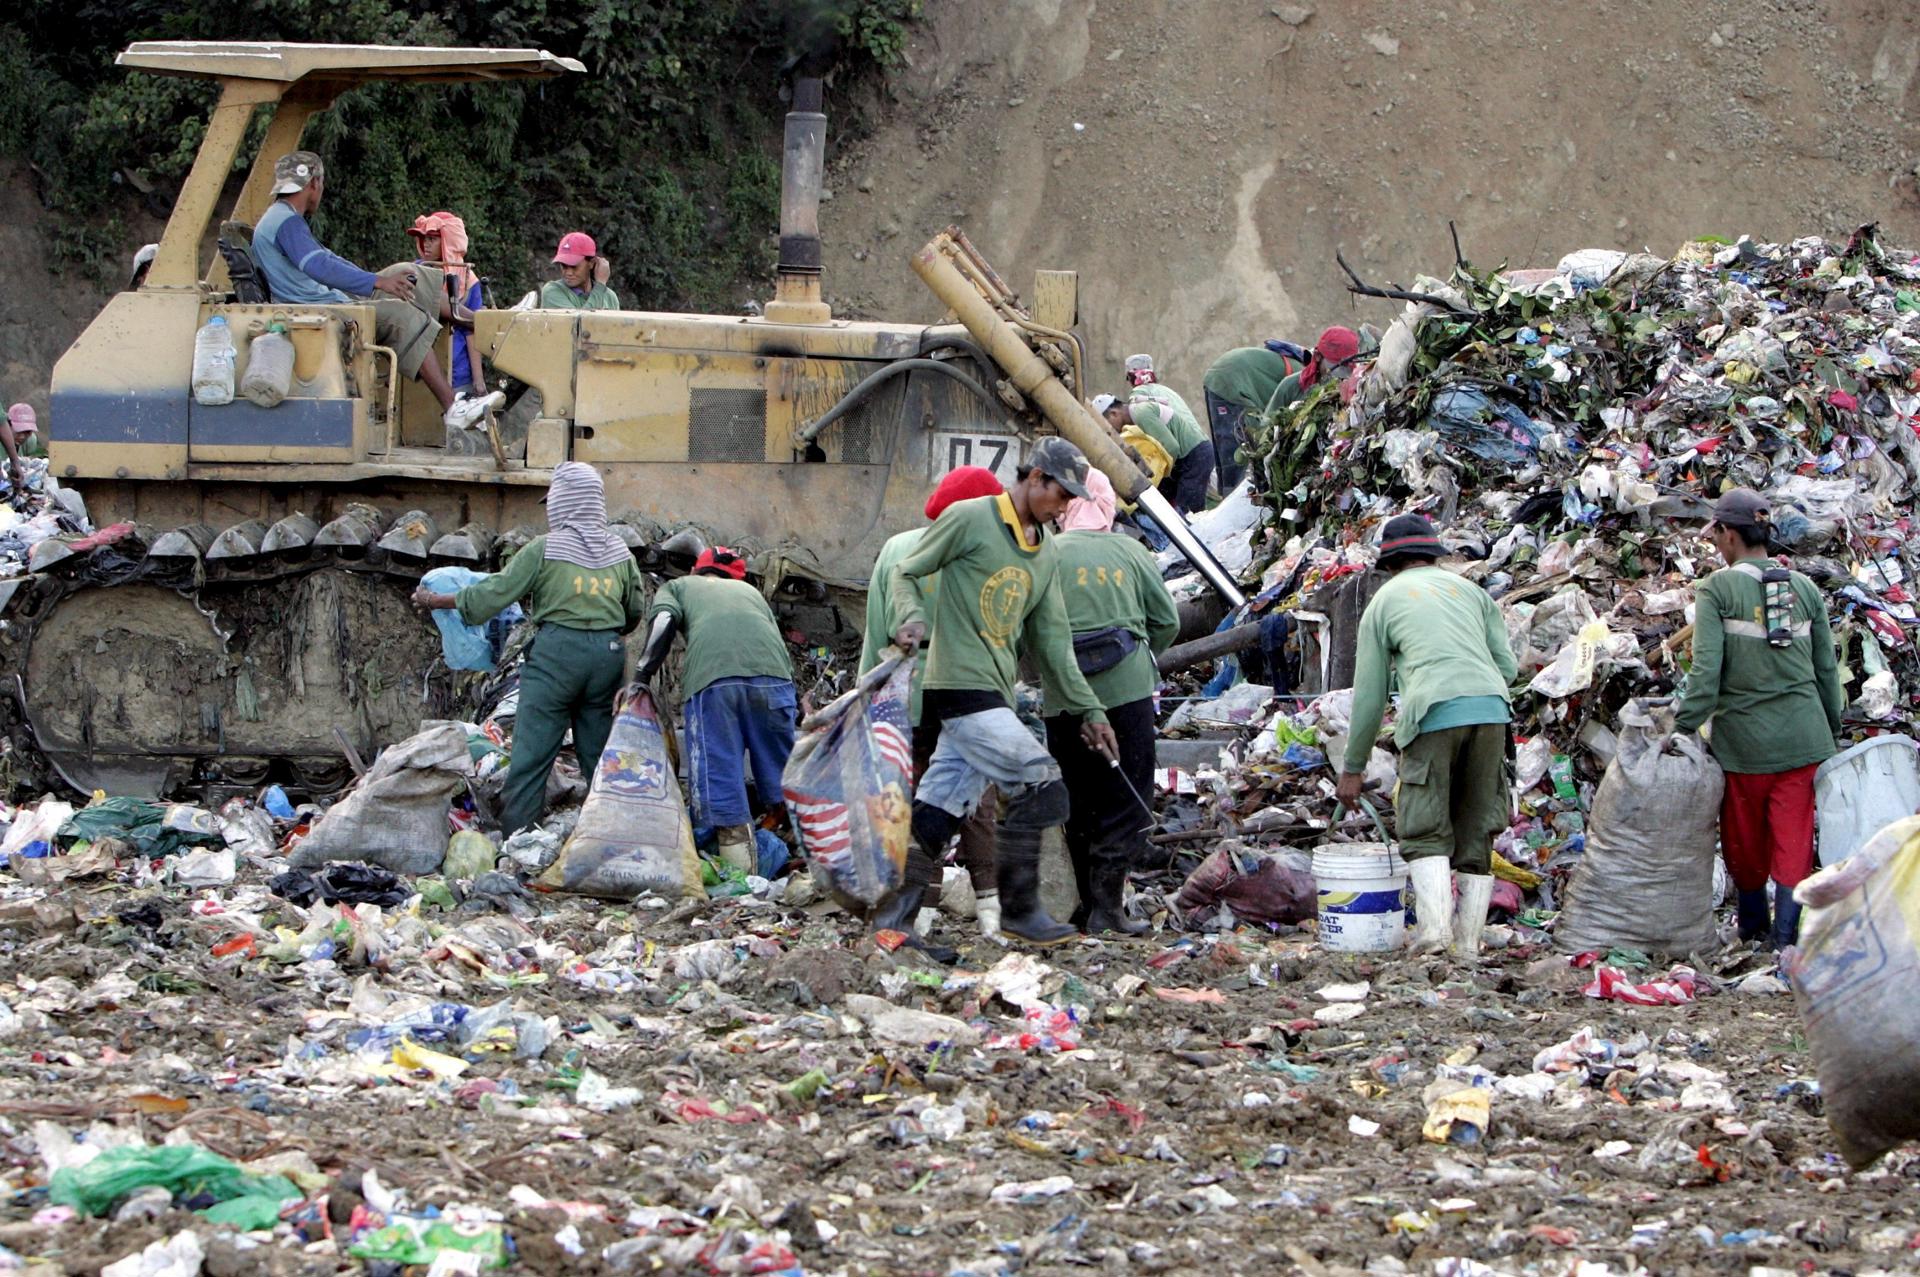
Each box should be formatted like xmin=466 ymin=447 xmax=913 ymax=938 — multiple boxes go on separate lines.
xmin=911 ymin=231 xmax=1247 ymax=609
xmin=765 ymin=76 xmax=832 ymax=325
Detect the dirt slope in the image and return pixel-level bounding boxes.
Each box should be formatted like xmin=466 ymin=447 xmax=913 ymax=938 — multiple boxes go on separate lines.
xmin=821 ymin=0 xmax=1920 ymax=394
xmin=5 ymin=2 xmax=1918 ymax=413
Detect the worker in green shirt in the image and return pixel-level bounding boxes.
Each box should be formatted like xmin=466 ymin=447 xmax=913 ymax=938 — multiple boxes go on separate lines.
xmin=410 ymin=461 xmax=643 ymax=835
xmin=861 ymin=466 xmax=1008 ymax=942
xmin=1673 ymin=488 xmax=1845 ymax=949
xmin=886 ymin=438 xmax=1121 ymax=947
xmin=538 ymin=231 xmax=622 ymax=311
xmin=633 ymin=546 xmax=798 ymax=875
xmin=1041 ymin=468 xmax=1179 ymax=936
xmin=1202 ymin=341 xmax=1308 ymax=490
xmin=1335 ymin=513 xmax=1518 ymax=957
xmin=1098 ymin=389 xmax=1214 ymax=514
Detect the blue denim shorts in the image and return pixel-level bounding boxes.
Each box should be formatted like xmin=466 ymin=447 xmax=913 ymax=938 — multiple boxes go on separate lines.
xmin=916 ymin=706 xmax=1061 ymax=819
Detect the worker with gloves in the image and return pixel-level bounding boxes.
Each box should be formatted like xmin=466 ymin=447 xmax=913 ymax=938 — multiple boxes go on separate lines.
xmin=1097 ymin=390 xmax=1214 ymax=514
xmin=633 ymin=546 xmax=798 ymax=875
xmin=1265 ymin=326 xmax=1362 ymax=419
xmin=1201 ymin=340 xmax=1308 ymax=490
xmin=1673 ymin=488 xmax=1845 ymax=948
xmin=1335 ymin=513 xmax=1518 ymax=957
xmin=410 ymin=461 xmax=643 ymax=835
xmin=1041 ymin=468 xmax=1179 ymax=936
xmin=885 ymin=438 xmax=1121 ymax=949
xmin=860 ymin=465 xmax=1008 ymax=943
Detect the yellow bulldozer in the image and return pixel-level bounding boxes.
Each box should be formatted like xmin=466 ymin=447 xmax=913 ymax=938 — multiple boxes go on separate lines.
xmin=7 ymin=41 xmax=1239 ymax=798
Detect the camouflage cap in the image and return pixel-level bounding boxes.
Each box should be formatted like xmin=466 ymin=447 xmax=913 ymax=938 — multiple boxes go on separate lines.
xmin=1029 ymin=436 xmax=1091 ymax=499
xmin=272 ymin=151 xmax=325 ymax=196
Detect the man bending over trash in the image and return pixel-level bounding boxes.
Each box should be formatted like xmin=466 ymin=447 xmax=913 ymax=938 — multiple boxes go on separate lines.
xmin=251 ymin=151 xmax=503 ymax=432
xmin=1673 ymin=488 xmax=1844 ymax=948
xmin=885 ymin=438 xmax=1121 ymax=951
xmin=634 ymin=547 xmax=798 ymax=877
xmin=1336 ymin=513 xmax=1518 ymax=956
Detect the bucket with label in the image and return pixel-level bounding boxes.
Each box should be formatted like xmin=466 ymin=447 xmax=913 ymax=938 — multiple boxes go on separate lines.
xmin=1313 ymin=842 xmax=1409 ymax=952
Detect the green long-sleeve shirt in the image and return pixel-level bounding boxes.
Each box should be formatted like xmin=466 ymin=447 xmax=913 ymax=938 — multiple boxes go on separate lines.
xmin=456 ymin=536 xmax=643 ymax=632
xmin=1042 ymin=530 xmax=1180 ymax=711
xmin=1128 ymin=391 xmax=1205 ymax=460
xmin=538 ymin=280 xmax=622 ymax=311
xmin=1342 ymin=566 xmax=1518 ymax=774
xmin=889 ymin=494 xmax=1107 ymax=724
xmin=861 ymin=527 xmax=932 ymax=723
xmin=1674 ymin=562 xmax=1844 ymax=774
xmin=649 ymin=575 xmax=794 ymax=697
xmin=1203 ymin=347 xmax=1295 ymax=412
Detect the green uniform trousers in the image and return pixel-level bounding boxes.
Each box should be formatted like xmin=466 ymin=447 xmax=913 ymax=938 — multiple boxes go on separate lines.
xmin=1394 ymin=723 xmax=1509 ymax=873
xmin=502 ymin=622 xmax=626 ymax=835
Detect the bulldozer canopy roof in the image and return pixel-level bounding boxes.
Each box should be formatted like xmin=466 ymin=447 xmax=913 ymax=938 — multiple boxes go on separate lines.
xmin=116 ymin=42 xmax=585 ymax=86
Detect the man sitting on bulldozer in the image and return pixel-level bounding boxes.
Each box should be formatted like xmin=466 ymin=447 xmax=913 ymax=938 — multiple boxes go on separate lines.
xmin=250 ymin=151 xmax=502 ymax=432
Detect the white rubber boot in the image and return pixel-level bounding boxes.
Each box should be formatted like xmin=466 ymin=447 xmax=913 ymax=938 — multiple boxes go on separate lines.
xmin=974 ymin=891 xmax=1007 ymax=945
xmin=1407 ymin=857 xmax=1455 ymax=953
xmin=1452 ymin=873 xmax=1495 ymax=958
xmin=715 ymin=826 xmax=755 ymax=876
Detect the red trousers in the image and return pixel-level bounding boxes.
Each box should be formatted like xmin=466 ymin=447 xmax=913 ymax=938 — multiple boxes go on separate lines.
xmin=1720 ymin=763 xmax=1818 ymax=892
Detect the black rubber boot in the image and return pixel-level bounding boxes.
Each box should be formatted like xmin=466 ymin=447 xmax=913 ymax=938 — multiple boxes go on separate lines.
xmin=1770 ymin=894 xmax=1803 ymax=951
xmin=1084 ymin=860 xmax=1148 ymax=936
xmin=868 ymin=842 xmax=956 ymax=964
xmin=1735 ymin=888 xmax=1771 ymax=943
xmin=994 ymin=826 xmax=1078 ymax=945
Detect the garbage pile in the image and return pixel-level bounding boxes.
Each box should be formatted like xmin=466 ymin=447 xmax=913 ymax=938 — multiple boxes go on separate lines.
xmin=1160 ymin=226 xmax=1920 ymax=930
xmin=0 ymin=457 xmax=92 ymax=579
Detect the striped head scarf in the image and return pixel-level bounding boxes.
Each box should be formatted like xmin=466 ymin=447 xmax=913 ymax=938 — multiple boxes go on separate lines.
xmin=542 ymin=462 xmax=630 ymax=569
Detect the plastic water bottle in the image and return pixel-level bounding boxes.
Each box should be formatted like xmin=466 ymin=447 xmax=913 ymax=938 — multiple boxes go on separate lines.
xmin=192 ymin=315 xmax=235 ymax=405
xmin=240 ymin=322 xmax=295 ymax=407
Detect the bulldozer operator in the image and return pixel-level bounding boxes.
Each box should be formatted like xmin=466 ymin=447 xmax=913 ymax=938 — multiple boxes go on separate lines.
xmin=251 ymin=150 xmax=503 ymax=433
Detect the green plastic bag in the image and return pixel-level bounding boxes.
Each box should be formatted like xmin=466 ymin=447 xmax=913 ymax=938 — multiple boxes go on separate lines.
xmin=348 ymin=1219 xmax=511 ymax=1269
xmin=444 ymin=830 xmax=497 ymax=880
xmin=49 ymin=1144 xmax=299 ymax=1217
xmin=58 ymin=797 xmax=222 ymax=859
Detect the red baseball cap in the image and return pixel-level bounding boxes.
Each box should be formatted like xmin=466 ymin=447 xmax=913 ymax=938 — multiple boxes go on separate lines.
xmin=925 ymin=465 xmax=1004 ymax=520
xmin=693 ymin=546 xmax=748 ymax=580
xmin=552 ymin=232 xmax=598 ymax=266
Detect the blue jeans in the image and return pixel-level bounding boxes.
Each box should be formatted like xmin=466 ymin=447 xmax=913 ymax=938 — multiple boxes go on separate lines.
xmin=917 ymin=706 xmax=1062 ymax=820
xmin=685 ymin=676 xmax=798 ymax=829
xmin=1204 ymin=388 xmax=1249 ymax=491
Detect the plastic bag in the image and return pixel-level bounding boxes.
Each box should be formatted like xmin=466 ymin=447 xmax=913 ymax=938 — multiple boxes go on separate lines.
xmin=781 ymin=655 xmax=915 ymax=909
xmin=50 ymin=1143 xmax=299 ymax=1218
xmin=58 ymin=798 xmax=222 ymax=859
xmin=289 ymin=722 xmax=472 ymax=875
xmin=1815 ymin=736 xmax=1920 ymax=867
xmin=1786 ymin=814 xmax=1920 ymax=1168
xmin=421 ymin=566 xmax=521 ymax=672
xmin=444 ymin=829 xmax=497 ymax=880
xmin=1554 ymin=702 xmax=1723 ymax=956
xmin=534 ymin=689 xmax=703 ymax=899
xmin=1174 ymin=845 xmax=1318 ymax=927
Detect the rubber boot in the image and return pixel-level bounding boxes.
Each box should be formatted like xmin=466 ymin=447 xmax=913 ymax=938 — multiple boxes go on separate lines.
xmin=994 ymin=826 xmax=1078 ymax=945
xmin=1735 ymin=889 xmax=1771 ymax=944
xmin=1406 ymin=856 xmax=1454 ymax=954
xmin=715 ymin=825 xmax=755 ymax=876
xmin=1451 ymin=873 xmax=1495 ymax=958
xmin=974 ymin=891 xmax=1004 ymax=942
xmin=1084 ymin=861 xmax=1149 ymax=936
xmin=870 ymin=845 xmax=957 ymax=964
xmin=1770 ymin=892 xmax=1803 ymax=951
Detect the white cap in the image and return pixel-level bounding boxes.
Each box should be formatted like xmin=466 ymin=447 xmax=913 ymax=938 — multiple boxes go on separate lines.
xmin=1124 ymin=354 xmax=1154 ymax=373
xmin=1091 ymin=393 xmax=1117 ymax=415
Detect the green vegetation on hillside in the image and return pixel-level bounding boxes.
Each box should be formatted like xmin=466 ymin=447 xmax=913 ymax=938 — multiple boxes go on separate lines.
xmin=0 ymin=0 xmax=918 ymax=309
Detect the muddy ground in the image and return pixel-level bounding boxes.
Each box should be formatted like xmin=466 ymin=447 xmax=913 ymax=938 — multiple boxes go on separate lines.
xmin=3 ymin=851 xmax=1915 ymax=1277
